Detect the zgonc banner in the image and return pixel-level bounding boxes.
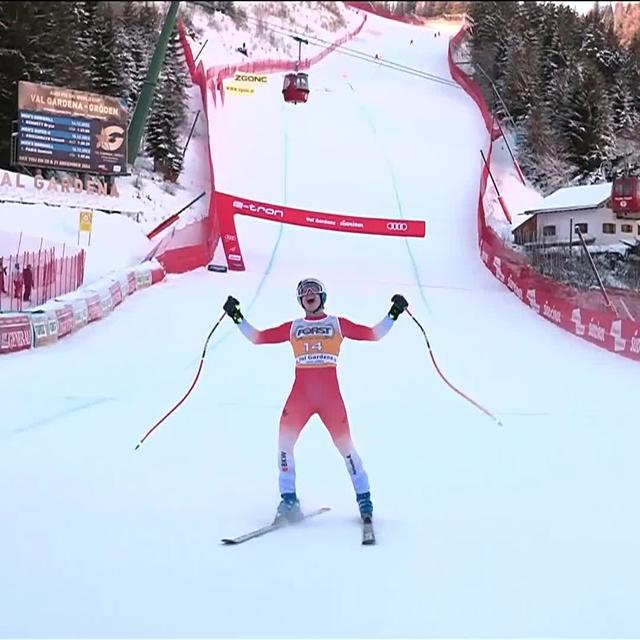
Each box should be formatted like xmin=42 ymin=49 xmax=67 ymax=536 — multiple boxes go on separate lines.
xmin=215 ymin=191 xmax=427 ymax=271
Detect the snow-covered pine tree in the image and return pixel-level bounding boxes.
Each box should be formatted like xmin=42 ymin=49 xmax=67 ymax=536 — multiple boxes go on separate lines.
xmin=519 ymin=98 xmax=576 ymax=194
xmin=560 ymin=61 xmax=615 ymax=179
xmin=610 ymin=71 xmax=637 ymax=133
xmin=499 ymin=3 xmax=543 ymax=125
xmin=24 ymin=3 xmax=68 ymax=83
xmin=0 ymin=1 xmax=31 ymax=169
xmin=469 ymin=2 xmax=519 ymax=112
xmin=469 ymin=1 xmax=502 ymax=80
xmin=581 ymin=5 xmax=621 ymax=92
xmin=118 ymin=3 xmax=145 ymax=113
xmin=626 ymin=31 xmax=640 ymax=118
xmin=73 ymin=1 xmax=100 ymax=92
xmin=145 ymin=28 xmax=189 ymax=180
xmin=90 ymin=3 xmax=125 ymax=98
xmin=607 ymin=42 xmax=640 ymax=170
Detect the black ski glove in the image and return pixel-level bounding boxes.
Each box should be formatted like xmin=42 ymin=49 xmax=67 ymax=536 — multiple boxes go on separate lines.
xmin=223 ymin=295 xmax=243 ymax=324
xmin=388 ymin=294 xmax=409 ymax=321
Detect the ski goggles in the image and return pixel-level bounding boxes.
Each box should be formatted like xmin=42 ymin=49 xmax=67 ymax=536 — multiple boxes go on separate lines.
xmin=297 ymin=279 xmax=324 ymax=298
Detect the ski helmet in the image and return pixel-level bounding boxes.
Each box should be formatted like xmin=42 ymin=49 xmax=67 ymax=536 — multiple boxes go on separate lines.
xmin=296 ymin=277 xmax=327 ymax=311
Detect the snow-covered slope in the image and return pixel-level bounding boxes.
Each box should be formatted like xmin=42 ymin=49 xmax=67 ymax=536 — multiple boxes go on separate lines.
xmin=1 ymin=7 xmax=639 ymax=640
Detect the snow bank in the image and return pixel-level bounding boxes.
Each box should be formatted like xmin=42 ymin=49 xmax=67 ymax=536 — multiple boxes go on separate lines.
xmin=0 ymin=188 xmax=153 ymax=285
xmin=483 ymin=136 xmax=544 ymax=241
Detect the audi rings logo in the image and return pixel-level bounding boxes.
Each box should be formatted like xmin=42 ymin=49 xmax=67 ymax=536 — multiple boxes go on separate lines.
xmin=387 ymin=222 xmax=408 ymax=231
xmin=224 ymin=234 xmax=237 ymax=242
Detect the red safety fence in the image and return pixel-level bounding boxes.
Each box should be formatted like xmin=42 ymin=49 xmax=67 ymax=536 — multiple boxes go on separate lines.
xmin=446 ymin=25 xmax=640 ymax=361
xmin=0 ymin=245 xmax=85 ymax=312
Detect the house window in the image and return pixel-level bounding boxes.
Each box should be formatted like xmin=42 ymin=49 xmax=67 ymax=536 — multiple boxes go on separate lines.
xmin=622 ymin=224 xmax=633 ymax=233
xmin=575 ymin=223 xmax=588 ymax=234
xmin=603 ymin=223 xmax=616 ymax=234
xmin=543 ymin=225 xmax=556 ymax=237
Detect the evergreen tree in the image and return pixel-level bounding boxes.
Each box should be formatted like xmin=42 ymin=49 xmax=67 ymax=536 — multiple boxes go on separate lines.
xmin=0 ymin=1 xmax=31 ymax=169
xmin=90 ymin=3 xmax=125 ymax=98
xmin=145 ymin=29 xmax=189 ymax=179
xmin=610 ymin=72 xmax=636 ymax=133
xmin=560 ymin=61 xmax=615 ymax=177
xmin=468 ymin=0 xmax=640 ymax=188
xmin=75 ymin=1 xmax=101 ymax=91
xmin=627 ymin=31 xmax=640 ymax=116
xmin=118 ymin=3 xmax=146 ymax=112
xmin=519 ymin=98 xmax=576 ymax=193
xmin=469 ymin=2 xmax=519 ymax=111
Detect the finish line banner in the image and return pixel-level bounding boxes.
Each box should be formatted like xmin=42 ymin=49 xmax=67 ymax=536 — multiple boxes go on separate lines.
xmin=215 ymin=191 xmax=427 ymax=271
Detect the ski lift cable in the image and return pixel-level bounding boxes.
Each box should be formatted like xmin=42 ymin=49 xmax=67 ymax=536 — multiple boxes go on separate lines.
xmin=235 ymin=12 xmax=460 ymax=89
xmin=251 ymin=15 xmax=460 ymax=88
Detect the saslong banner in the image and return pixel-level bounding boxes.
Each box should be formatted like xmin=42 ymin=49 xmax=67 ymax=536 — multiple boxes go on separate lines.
xmin=215 ymin=191 xmax=426 ymax=271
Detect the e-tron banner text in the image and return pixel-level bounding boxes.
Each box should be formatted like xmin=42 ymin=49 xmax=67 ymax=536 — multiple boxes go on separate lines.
xmin=215 ymin=191 xmax=426 ymax=271
xmin=17 ymin=81 xmax=128 ymax=175
xmin=217 ymin=192 xmax=426 ymax=236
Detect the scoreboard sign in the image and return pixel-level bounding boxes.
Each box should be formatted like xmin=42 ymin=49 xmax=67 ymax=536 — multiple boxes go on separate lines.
xmin=17 ymin=81 xmax=128 ymax=175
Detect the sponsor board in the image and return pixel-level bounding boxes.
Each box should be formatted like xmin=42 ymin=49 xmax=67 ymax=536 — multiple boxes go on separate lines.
xmin=224 ymin=81 xmax=255 ymax=96
xmin=233 ymin=73 xmax=268 ymax=84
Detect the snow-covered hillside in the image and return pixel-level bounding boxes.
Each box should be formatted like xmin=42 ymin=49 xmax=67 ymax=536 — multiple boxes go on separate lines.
xmin=184 ymin=1 xmax=361 ymax=69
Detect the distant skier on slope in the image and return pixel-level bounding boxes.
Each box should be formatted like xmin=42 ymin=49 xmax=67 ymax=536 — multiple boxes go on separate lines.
xmin=223 ymin=278 xmax=408 ymax=525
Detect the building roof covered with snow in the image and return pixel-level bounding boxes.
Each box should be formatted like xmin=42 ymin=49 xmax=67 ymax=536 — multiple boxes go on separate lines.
xmin=522 ymin=182 xmax=612 ymax=216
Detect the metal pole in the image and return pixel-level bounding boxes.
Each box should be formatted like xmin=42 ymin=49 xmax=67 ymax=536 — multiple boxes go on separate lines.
xmin=574 ymin=225 xmax=617 ymax=315
xmin=194 ymin=39 xmax=208 ymax=64
xmin=474 ymin=62 xmax=518 ymax=131
xmin=127 ymin=1 xmax=180 ymax=164
xmin=182 ymin=110 xmax=200 ymax=158
xmin=146 ymin=191 xmax=206 ymax=240
xmin=618 ymin=298 xmax=636 ymax=322
xmin=480 ymin=150 xmax=501 ymax=196
xmin=494 ymin=117 xmax=525 ymax=182
xmin=569 ymin=218 xmax=573 ymax=256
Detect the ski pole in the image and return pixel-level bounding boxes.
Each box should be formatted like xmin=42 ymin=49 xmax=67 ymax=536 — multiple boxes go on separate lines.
xmin=406 ymin=309 xmax=502 ymax=427
xmin=135 ymin=311 xmax=228 ymax=450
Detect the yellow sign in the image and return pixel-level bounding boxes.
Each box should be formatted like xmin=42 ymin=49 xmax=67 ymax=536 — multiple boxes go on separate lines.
xmin=233 ymin=73 xmax=268 ymax=84
xmin=225 ymin=82 xmax=255 ymax=96
xmin=79 ymin=210 xmax=93 ymax=232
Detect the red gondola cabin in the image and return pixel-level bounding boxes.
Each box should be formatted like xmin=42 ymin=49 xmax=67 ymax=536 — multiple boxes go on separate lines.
xmin=611 ymin=176 xmax=640 ymax=218
xmin=283 ymin=72 xmax=309 ymax=104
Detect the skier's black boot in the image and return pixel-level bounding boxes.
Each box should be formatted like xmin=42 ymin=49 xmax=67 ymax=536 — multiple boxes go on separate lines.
xmin=356 ymin=491 xmax=373 ymax=522
xmin=274 ymin=492 xmax=303 ymax=524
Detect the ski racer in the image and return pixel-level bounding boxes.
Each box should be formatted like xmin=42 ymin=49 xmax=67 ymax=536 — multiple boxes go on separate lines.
xmin=223 ymin=277 xmax=409 ymax=524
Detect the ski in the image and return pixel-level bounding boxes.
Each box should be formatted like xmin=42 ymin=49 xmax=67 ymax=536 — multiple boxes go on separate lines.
xmin=221 ymin=507 xmax=331 ymax=545
xmin=362 ymin=517 xmax=376 ymax=545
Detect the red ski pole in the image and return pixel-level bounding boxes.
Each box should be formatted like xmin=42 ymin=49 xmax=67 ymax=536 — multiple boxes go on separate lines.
xmin=135 ymin=311 xmax=228 ymax=450
xmin=406 ymin=309 xmax=502 ymax=426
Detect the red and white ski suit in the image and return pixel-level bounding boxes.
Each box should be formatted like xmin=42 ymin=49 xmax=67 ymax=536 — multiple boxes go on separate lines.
xmin=238 ymin=313 xmax=394 ymax=496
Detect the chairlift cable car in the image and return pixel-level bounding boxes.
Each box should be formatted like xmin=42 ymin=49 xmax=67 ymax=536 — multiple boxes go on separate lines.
xmin=611 ymin=165 xmax=640 ymax=217
xmin=283 ymin=35 xmax=310 ymax=105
